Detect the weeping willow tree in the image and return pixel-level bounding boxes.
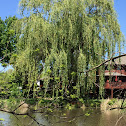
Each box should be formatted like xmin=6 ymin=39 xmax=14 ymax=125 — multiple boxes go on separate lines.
xmin=11 ymin=0 xmax=124 ymax=98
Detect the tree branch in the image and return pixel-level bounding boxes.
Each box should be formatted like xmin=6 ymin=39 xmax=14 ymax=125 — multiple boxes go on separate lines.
xmin=81 ymin=54 xmax=126 ymax=73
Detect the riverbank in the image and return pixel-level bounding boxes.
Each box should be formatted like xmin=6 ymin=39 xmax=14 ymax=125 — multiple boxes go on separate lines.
xmin=0 ymin=98 xmax=126 ymax=114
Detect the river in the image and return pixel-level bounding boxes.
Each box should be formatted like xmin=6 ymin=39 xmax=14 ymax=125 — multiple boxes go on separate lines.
xmin=0 ymin=108 xmax=126 ymax=126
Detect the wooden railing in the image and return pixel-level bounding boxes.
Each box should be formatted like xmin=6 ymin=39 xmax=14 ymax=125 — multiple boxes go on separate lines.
xmin=105 ymin=80 xmax=126 ymax=89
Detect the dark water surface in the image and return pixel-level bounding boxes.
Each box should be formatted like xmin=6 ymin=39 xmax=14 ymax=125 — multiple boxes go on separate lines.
xmin=0 ymin=108 xmax=126 ymax=126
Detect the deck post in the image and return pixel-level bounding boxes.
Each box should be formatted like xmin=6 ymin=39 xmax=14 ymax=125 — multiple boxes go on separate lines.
xmin=111 ymin=88 xmax=113 ymax=98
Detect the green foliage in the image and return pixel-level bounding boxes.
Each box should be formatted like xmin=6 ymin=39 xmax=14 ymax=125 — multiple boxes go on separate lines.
xmin=0 ymin=69 xmax=24 ymax=99
xmin=85 ymin=113 xmax=90 ymax=117
xmin=0 ymin=99 xmax=22 ymax=111
xmin=47 ymin=108 xmax=53 ymax=113
xmin=65 ymin=103 xmax=73 ymax=110
xmin=23 ymin=115 xmax=27 ymax=118
xmin=70 ymin=94 xmax=77 ymax=99
xmin=79 ymin=98 xmax=84 ymax=104
xmin=25 ymin=98 xmax=37 ymax=105
xmin=0 ymin=118 xmax=5 ymax=121
xmin=0 ymin=100 xmax=5 ymax=108
xmin=71 ymin=72 xmax=76 ymax=77
xmin=3 ymin=0 xmax=124 ymax=100
xmin=107 ymin=98 xmax=117 ymax=106
xmin=85 ymin=99 xmax=101 ymax=107
xmin=0 ymin=16 xmax=17 ymax=63
xmin=1 ymin=63 xmax=7 ymax=67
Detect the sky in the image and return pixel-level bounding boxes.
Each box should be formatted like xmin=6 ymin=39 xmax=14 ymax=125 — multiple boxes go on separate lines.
xmin=0 ymin=0 xmax=126 ymax=72
xmin=114 ymin=0 xmax=126 ymax=38
xmin=0 ymin=0 xmax=20 ymax=20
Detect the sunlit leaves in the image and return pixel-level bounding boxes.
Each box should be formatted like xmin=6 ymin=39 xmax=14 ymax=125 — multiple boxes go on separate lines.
xmin=14 ymin=0 xmax=124 ymax=98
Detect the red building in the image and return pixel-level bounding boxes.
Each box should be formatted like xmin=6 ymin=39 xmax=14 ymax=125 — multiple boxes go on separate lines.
xmin=104 ymin=56 xmax=126 ymax=98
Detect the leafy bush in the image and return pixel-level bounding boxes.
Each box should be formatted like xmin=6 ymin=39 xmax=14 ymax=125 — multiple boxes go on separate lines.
xmin=107 ymin=99 xmax=117 ymax=106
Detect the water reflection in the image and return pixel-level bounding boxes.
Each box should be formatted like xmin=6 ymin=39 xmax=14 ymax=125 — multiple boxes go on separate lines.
xmin=0 ymin=108 xmax=126 ymax=126
xmin=0 ymin=111 xmax=10 ymax=126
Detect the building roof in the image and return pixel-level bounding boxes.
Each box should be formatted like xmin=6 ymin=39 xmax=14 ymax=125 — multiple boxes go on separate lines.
xmin=106 ymin=56 xmax=126 ymax=65
xmin=114 ymin=56 xmax=126 ymax=65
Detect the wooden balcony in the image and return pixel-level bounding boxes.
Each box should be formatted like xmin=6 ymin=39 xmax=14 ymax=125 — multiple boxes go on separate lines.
xmin=105 ymin=80 xmax=126 ymax=89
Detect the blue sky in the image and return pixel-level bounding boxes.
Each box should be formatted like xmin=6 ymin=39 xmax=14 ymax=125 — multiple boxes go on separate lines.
xmin=0 ymin=0 xmax=20 ymax=20
xmin=0 ymin=0 xmax=126 ymax=72
xmin=114 ymin=0 xmax=126 ymax=38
